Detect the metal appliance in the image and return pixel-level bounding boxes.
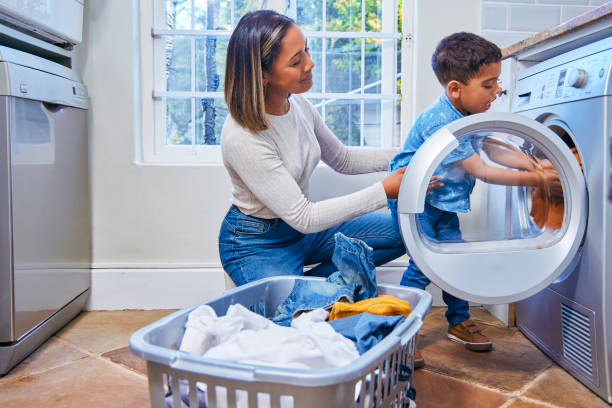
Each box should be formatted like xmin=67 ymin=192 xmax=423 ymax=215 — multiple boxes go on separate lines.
xmin=396 ymin=35 xmax=610 ymax=402
xmin=513 ymin=37 xmax=612 ymax=402
xmin=0 ymin=45 xmax=90 ymax=375
xmin=0 ymin=0 xmax=84 ymax=46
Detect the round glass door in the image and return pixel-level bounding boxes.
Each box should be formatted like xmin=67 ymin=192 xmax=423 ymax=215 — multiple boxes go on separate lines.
xmin=397 ymin=112 xmax=587 ymax=304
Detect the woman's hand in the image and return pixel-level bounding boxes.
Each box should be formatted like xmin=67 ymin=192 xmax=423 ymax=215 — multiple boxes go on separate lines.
xmin=382 ymin=168 xmax=444 ymax=199
xmin=382 ymin=167 xmax=406 ymax=199
xmin=427 ymin=175 xmax=444 ymax=193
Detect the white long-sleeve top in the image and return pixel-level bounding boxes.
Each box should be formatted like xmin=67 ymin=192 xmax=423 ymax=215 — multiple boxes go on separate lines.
xmin=221 ymin=94 xmax=398 ymax=234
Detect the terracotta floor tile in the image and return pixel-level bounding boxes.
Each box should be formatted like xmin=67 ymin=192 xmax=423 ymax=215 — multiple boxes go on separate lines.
xmin=2 ymin=308 xmax=605 ymax=407
xmin=0 ymin=338 xmax=88 ymax=384
xmin=103 ymin=346 xmax=147 ymax=375
xmin=56 ymin=310 xmax=176 ymax=354
xmin=0 ymin=357 xmax=149 ymax=408
xmin=417 ymin=308 xmax=552 ymax=392
xmin=505 ymin=398 xmax=554 ymax=407
xmin=523 ymin=365 xmax=610 ymax=408
xmin=412 ymin=368 xmax=511 ymax=408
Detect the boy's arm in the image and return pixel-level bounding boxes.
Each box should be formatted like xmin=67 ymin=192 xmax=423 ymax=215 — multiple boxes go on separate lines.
xmin=481 ymin=138 xmax=537 ymax=171
xmin=457 ymin=153 xmax=558 ymax=188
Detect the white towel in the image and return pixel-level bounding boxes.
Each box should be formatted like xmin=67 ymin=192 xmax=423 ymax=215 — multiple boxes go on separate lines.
xmin=179 ymin=304 xmax=359 ymax=370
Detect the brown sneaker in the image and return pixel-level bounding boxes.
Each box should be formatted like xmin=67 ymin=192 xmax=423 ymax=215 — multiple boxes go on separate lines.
xmin=447 ymin=320 xmax=493 ymax=351
xmin=414 ymin=350 xmax=425 ymax=369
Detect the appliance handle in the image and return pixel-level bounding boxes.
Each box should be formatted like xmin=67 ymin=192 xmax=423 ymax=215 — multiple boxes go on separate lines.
xmin=41 ymin=101 xmax=67 ymax=113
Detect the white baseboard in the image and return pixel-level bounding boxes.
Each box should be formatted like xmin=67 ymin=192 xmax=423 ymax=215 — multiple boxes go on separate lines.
xmin=86 ymin=263 xmax=480 ymax=311
xmin=86 ymin=267 xmax=227 ymax=310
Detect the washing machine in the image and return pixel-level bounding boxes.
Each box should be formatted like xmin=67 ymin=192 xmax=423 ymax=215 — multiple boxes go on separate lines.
xmin=396 ymin=38 xmax=610 ymax=402
xmin=512 ymin=36 xmax=612 ymax=402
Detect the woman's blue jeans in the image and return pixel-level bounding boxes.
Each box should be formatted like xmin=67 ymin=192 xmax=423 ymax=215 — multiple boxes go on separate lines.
xmin=397 ymin=202 xmax=470 ymax=327
xmin=218 ymin=206 xmax=405 ymax=286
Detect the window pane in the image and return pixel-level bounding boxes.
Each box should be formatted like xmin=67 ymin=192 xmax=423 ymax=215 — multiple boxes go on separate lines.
xmin=365 ymin=0 xmax=383 ymax=32
xmin=326 ymin=38 xmax=361 ymax=93
xmin=363 ymin=100 xmax=381 ymax=146
xmin=296 ymin=0 xmax=322 ymax=31
xmin=166 ymin=0 xmax=192 ymax=29
xmin=364 ymin=39 xmax=382 ymax=94
xmin=327 ymin=0 xmax=362 ymax=31
xmin=233 ymin=0 xmax=261 ymax=24
xmin=166 ymin=98 xmax=193 ymax=145
xmin=216 ymin=0 xmax=233 ymax=30
xmin=196 ymin=98 xmax=227 ymax=145
xmin=325 ymin=99 xmax=361 ymax=146
xmin=307 ymin=38 xmax=323 ymax=93
xmin=165 ymin=35 xmax=192 ymax=92
xmin=195 ymin=36 xmax=229 ymax=93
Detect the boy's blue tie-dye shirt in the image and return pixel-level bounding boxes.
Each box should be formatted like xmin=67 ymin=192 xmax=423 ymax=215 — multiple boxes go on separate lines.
xmin=389 ymin=92 xmax=481 ymax=213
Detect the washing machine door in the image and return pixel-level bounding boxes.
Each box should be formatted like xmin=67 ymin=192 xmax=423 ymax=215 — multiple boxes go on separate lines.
xmin=397 ymin=112 xmax=587 ymax=304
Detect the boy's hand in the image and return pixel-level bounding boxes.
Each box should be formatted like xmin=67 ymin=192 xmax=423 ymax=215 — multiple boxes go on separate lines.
xmin=382 ymin=169 xmax=445 ymax=199
xmin=538 ymin=169 xmax=563 ymax=201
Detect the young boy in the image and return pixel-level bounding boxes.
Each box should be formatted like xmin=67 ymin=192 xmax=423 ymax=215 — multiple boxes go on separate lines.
xmin=389 ymin=32 xmax=555 ymax=364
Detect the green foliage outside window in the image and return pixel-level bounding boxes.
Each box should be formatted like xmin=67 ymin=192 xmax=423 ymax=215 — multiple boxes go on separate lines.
xmin=162 ymin=0 xmax=400 ymax=148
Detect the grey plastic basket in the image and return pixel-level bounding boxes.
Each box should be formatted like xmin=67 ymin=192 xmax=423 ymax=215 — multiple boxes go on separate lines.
xmin=130 ymin=276 xmax=432 ymax=408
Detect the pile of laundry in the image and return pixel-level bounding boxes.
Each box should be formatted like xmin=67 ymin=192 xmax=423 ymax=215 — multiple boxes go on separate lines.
xmin=168 ymin=233 xmax=415 ymax=408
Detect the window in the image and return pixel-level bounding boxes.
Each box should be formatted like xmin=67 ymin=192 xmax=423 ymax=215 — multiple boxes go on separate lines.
xmin=141 ymin=0 xmax=410 ymax=163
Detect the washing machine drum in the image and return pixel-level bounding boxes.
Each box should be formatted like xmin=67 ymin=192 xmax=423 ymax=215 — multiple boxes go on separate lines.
xmin=397 ymin=112 xmax=587 ymax=304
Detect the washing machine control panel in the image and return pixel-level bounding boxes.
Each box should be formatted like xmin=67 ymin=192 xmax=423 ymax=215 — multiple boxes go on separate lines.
xmin=514 ymin=48 xmax=611 ymax=111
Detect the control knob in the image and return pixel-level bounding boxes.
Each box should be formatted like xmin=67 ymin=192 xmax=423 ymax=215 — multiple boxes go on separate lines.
xmin=567 ymin=68 xmax=588 ymax=88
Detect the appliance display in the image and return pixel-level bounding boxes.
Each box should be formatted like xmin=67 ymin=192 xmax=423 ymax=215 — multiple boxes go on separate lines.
xmin=0 ymin=45 xmax=90 ymax=375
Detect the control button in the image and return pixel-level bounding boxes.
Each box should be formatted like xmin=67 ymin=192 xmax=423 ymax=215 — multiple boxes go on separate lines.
xmin=19 ymin=83 xmax=27 ymax=94
xmin=567 ymin=68 xmax=588 ymax=88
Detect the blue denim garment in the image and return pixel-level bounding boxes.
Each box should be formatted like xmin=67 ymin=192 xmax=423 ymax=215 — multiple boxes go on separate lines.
xmin=271 ymin=232 xmax=379 ymax=326
xmin=388 ymin=92 xmax=482 ymax=214
xmin=165 ymin=377 xmax=207 ymax=408
xmin=398 ymin=202 xmax=470 ymax=326
xmin=218 ymin=206 xmax=404 ymax=287
xmin=328 ymin=312 xmax=405 ymax=354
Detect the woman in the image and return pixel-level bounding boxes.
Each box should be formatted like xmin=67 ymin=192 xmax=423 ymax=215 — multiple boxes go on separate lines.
xmin=218 ymin=10 xmax=409 ymax=286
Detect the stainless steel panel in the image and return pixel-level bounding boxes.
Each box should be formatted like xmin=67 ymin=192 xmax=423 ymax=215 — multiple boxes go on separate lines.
xmin=0 ymin=96 xmax=12 ymax=342
xmin=9 ymin=97 xmax=89 ymax=340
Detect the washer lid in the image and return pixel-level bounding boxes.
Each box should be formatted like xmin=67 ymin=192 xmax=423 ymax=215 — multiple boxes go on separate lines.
xmin=397 ymin=112 xmax=587 ymax=304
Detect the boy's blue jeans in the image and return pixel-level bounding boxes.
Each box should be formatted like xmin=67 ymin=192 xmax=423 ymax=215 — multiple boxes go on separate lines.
xmin=395 ymin=202 xmax=470 ymax=327
xmin=218 ymin=206 xmax=405 ymax=286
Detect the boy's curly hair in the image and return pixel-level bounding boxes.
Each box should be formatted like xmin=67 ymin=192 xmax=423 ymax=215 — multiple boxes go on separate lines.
xmin=432 ymin=32 xmax=501 ymax=85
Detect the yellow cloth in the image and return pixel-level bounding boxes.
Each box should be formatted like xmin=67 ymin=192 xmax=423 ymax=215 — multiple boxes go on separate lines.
xmin=328 ymin=294 xmax=412 ymax=321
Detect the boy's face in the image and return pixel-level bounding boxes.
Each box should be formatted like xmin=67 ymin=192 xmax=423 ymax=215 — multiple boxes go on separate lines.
xmin=447 ymin=62 xmax=502 ymax=115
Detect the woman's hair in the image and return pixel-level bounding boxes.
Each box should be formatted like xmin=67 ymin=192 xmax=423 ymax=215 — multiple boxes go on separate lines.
xmin=225 ymin=10 xmax=295 ymax=131
xmin=431 ymin=32 xmax=501 ymax=85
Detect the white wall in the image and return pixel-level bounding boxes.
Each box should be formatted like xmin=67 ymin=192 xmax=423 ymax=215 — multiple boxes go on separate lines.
xmin=410 ymin=0 xmax=482 ymax=120
xmin=74 ymin=0 xmax=230 ymax=309
xmin=74 ymin=0 xmax=484 ymax=310
xmin=481 ymin=0 xmax=606 ymax=48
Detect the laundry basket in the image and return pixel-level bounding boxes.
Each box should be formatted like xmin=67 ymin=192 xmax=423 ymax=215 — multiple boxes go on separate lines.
xmin=130 ymin=276 xmax=432 ymax=408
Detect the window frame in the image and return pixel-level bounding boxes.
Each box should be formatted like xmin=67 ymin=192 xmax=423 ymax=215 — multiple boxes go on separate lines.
xmin=139 ymin=0 xmax=415 ymax=164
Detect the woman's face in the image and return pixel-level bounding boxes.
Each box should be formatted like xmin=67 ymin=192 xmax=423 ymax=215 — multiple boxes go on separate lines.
xmin=264 ymin=24 xmax=314 ymax=96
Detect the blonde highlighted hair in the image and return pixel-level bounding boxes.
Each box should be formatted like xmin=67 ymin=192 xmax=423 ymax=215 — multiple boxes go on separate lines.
xmin=225 ymin=10 xmax=294 ymax=131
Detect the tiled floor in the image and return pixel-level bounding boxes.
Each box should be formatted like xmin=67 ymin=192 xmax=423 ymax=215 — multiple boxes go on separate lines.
xmin=0 ymin=307 xmax=609 ymax=408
